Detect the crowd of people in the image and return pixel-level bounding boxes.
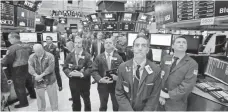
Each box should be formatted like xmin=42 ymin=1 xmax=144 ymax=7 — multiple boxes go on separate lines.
xmin=1 ymin=29 xmax=198 ymax=111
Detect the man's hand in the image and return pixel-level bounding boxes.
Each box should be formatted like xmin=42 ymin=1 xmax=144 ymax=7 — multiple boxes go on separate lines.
xmin=69 ymin=70 xmax=82 ymax=77
xmin=159 ymin=97 xmax=166 ymax=105
xmin=35 ymin=75 xmax=43 ymax=81
xmin=160 ymin=90 xmax=170 ymax=99
xmin=110 ymin=74 xmax=118 ymax=81
xmin=99 ymin=77 xmax=113 ymax=84
xmin=59 ymin=87 xmax=63 ymax=91
xmin=2 ymin=92 xmax=10 ymax=101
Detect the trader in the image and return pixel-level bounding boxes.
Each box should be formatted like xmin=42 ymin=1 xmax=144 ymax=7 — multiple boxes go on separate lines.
xmin=158 ymin=36 xmax=198 ymax=111
xmin=115 ymin=35 xmax=162 ymax=111
xmin=28 ymin=44 xmax=58 ymax=111
xmin=1 ymin=32 xmax=36 ymax=108
xmin=44 ymin=36 xmax=62 ymax=91
xmin=63 ymin=37 xmax=92 ymax=111
xmin=91 ymin=38 xmax=123 ymax=111
xmin=91 ymin=32 xmax=105 ymax=60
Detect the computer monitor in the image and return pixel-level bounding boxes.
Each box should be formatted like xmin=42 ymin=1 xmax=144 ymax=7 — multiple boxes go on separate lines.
xmin=19 ymin=33 xmax=37 ymax=42
xmin=150 ymin=34 xmax=172 ymax=46
xmin=151 ymin=48 xmax=162 ymax=62
xmin=42 ymin=33 xmax=58 ymax=41
xmin=127 ymin=33 xmax=138 ymax=46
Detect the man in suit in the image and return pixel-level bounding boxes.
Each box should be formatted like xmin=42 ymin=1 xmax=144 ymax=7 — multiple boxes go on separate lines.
xmin=44 ymin=36 xmax=62 ymax=91
xmin=91 ymin=32 xmax=105 ymax=60
xmin=63 ymin=37 xmax=92 ymax=111
xmin=115 ymin=35 xmax=162 ymax=111
xmin=1 ymin=33 xmax=36 ymax=108
xmin=158 ymin=36 xmax=198 ymax=111
xmin=91 ymin=38 xmax=123 ymax=111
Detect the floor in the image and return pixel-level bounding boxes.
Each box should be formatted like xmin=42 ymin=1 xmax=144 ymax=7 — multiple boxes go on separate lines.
xmin=9 ymin=52 xmax=114 ymax=111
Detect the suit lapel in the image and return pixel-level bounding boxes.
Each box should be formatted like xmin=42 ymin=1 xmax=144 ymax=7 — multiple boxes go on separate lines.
xmin=170 ymin=55 xmax=189 ymax=74
xmin=78 ymin=51 xmax=86 ymax=66
xmin=71 ymin=52 xmax=77 ymax=65
xmin=163 ymin=56 xmax=173 ymax=82
xmin=126 ymin=59 xmax=134 ymax=87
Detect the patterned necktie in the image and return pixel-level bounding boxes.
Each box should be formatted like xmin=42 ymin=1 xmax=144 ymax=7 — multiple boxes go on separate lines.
xmin=107 ymin=53 xmax=111 ymax=70
xmin=133 ymin=65 xmax=141 ymax=101
xmin=170 ymin=57 xmax=179 ymax=72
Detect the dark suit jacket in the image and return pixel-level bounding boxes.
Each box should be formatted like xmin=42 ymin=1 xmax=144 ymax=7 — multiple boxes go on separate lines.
xmin=91 ymin=40 xmax=105 ymax=59
xmin=160 ymin=54 xmax=198 ymax=111
xmin=63 ymin=50 xmax=92 ymax=82
xmin=44 ymin=43 xmax=59 ymax=66
xmin=91 ymin=51 xmax=123 ymax=83
xmin=115 ymin=59 xmax=162 ymax=111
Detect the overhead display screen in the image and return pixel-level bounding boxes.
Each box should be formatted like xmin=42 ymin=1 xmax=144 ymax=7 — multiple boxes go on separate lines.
xmin=137 ymin=13 xmax=149 ymax=22
xmin=0 ymin=2 xmax=14 ymax=26
xmin=127 ymin=33 xmax=138 ymax=46
xmin=120 ymin=12 xmax=138 ymax=22
xmin=102 ymin=23 xmax=117 ymax=31
xmin=42 ymin=33 xmax=58 ymax=41
xmin=90 ymin=13 xmax=100 ymax=22
xmin=20 ymin=33 xmax=37 ymax=42
xmin=150 ymin=34 xmax=172 ymax=46
xmin=119 ymin=22 xmax=135 ymax=31
xmin=101 ymin=12 xmax=118 ymax=22
xmin=90 ymin=24 xmax=102 ymax=31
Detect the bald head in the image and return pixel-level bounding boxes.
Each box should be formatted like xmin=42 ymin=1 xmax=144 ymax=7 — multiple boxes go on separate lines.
xmin=33 ymin=44 xmax=45 ymax=57
xmin=8 ymin=32 xmax=20 ymax=44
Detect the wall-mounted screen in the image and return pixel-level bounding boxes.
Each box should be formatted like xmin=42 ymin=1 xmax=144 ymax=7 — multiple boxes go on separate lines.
xmin=127 ymin=33 xmax=138 ymax=46
xmin=150 ymin=34 xmax=172 ymax=46
xmin=42 ymin=33 xmax=58 ymax=41
xmin=101 ymin=12 xmax=118 ymax=22
xmin=90 ymin=13 xmax=100 ymax=22
xmin=137 ymin=13 xmax=149 ymax=22
xmin=151 ymin=48 xmax=162 ymax=62
xmin=19 ymin=33 xmax=37 ymax=42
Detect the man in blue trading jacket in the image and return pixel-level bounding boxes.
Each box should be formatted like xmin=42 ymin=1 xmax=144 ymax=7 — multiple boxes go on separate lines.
xmin=44 ymin=36 xmax=62 ymax=91
xmin=91 ymin=38 xmax=123 ymax=111
xmin=1 ymin=32 xmax=36 ymax=108
xmin=63 ymin=37 xmax=92 ymax=111
xmin=158 ymin=36 xmax=198 ymax=111
xmin=115 ymin=35 xmax=162 ymax=111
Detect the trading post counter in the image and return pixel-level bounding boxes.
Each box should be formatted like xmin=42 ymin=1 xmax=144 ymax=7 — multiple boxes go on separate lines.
xmin=188 ymin=87 xmax=228 ymax=111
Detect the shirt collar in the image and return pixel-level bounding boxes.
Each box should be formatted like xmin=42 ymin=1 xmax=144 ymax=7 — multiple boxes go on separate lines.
xmin=105 ymin=51 xmax=114 ymax=57
xmin=133 ymin=59 xmax=146 ymax=70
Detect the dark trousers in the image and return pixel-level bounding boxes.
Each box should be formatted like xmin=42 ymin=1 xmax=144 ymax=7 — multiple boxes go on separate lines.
xmin=55 ymin=60 xmax=62 ymax=88
xmin=12 ymin=65 xmax=31 ymax=105
xmin=69 ymin=78 xmax=91 ymax=111
xmin=25 ymin=74 xmax=36 ymax=98
xmin=97 ymin=83 xmax=118 ymax=111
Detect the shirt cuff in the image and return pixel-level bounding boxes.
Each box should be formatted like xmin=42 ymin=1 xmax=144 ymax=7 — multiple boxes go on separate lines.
xmin=80 ymin=73 xmax=84 ymax=78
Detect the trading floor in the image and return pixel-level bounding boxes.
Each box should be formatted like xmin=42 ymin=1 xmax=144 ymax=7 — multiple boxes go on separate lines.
xmin=10 ymin=52 xmax=113 ymax=111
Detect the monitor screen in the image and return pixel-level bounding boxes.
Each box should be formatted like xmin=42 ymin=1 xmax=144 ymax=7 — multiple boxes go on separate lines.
xmin=137 ymin=13 xmax=149 ymax=22
xmin=90 ymin=14 xmax=99 ymax=22
xmin=42 ymin=33 xmax=58 ymax=41
xmin=19 ymin=33 xmax=37 ymax=42
xmin=150 ymin=34 xmax=172 ymax=46
xmin=101 ymin=12 xmax=117 ymax=22
xmin=127 ymin=33 xmax=138 ymax=46
xmin=123 ymin=13 xmax=133 ymax=21
xmin=151 ymin=48 xmax=162 ymax=62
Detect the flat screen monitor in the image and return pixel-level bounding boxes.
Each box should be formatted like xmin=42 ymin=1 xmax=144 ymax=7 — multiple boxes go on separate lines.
xmin=151 ymin=48 xmax=162 ymax=62
xmin=127 ymin=33 xmax=138 ymax=46
xmin=150 ymin=34 xmax=172 ymax=46
xmin=19 ymin=33 xmax=37 ymax=42
xmin=101 ymin=12 xmax=118 ymax=22
xmin=90 ymin=14 xmax=99 ymax=22
xmin=43 ymin=42 xmax=58 ymax=46
xmin=42 ymin=33 xmax=58 ymax=41
xmin=137 ymin=13 xmax=149 ymax=22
